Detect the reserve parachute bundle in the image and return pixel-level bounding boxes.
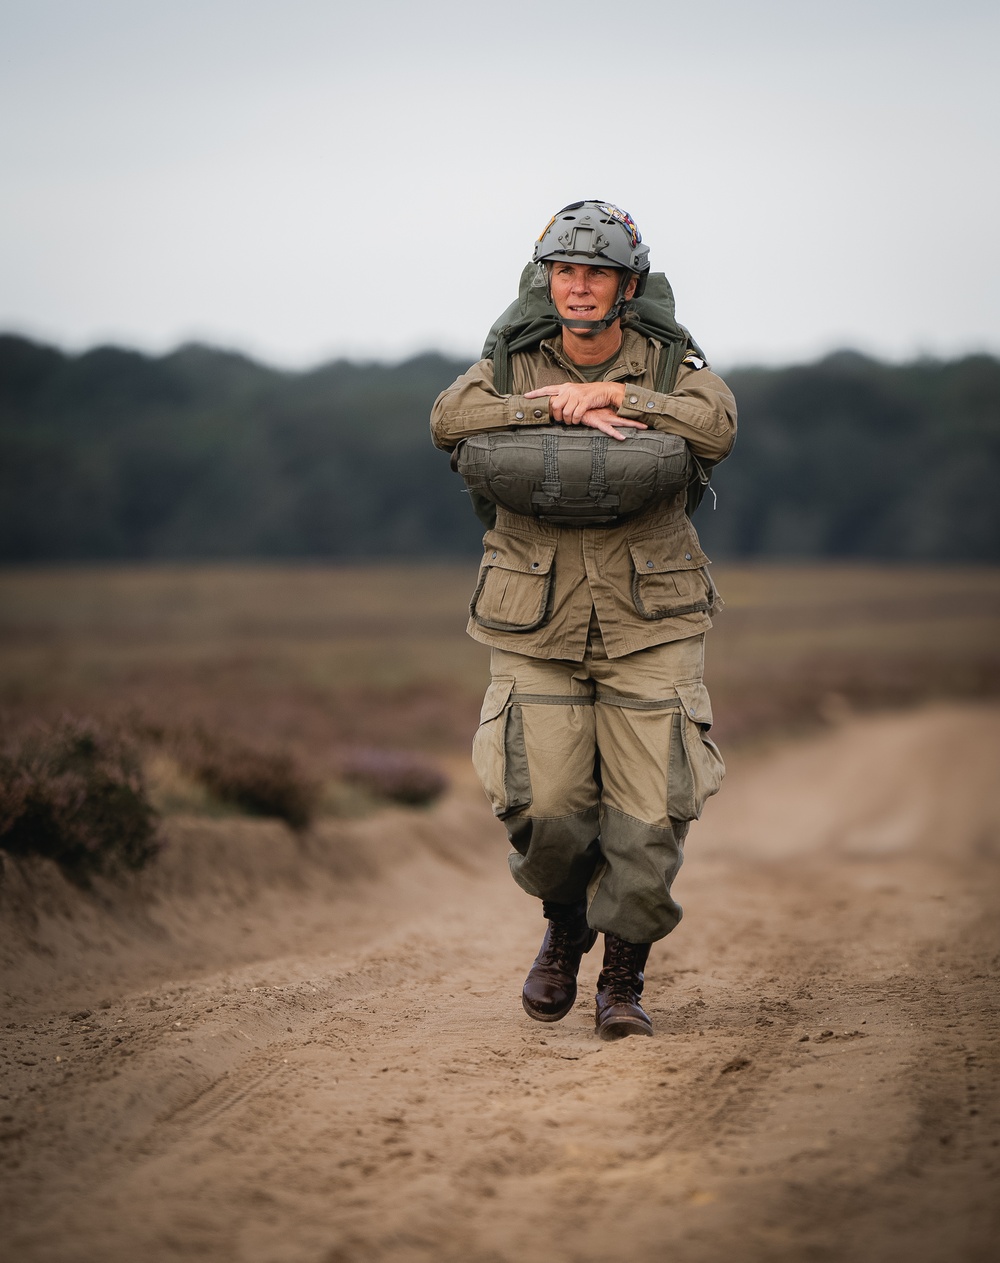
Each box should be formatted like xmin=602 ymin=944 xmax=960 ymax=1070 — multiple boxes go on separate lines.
xmin=455 ymin=425 xmax=693 ymax=527
xmin=454 ymin=263 xmax=713 ymax=528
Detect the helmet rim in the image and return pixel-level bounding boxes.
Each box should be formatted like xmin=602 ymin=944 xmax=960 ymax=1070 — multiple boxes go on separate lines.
xmin=532 ymin=200 xmax=650 ymax=281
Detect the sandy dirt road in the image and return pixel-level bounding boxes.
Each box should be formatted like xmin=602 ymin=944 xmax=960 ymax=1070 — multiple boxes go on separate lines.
xmin=2 ymin=703 xmax=999 ymax=1263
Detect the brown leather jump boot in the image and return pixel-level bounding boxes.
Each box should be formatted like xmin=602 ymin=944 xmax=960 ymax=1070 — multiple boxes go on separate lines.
xmin=522 ymin=900 xmax=599 ymax=1022
xmin=595 ymin=933 xmax=653 ymax=1039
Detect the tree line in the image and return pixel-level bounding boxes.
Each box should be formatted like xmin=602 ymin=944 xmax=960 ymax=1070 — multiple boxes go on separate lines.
xmin=1 ymin=333 xmax=997 ymax=563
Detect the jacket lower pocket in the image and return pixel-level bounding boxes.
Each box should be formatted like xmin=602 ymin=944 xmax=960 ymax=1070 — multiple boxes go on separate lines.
xmin=471 ymin=676 xmax=533 ymax=818
xmin=470 ymin=532 xmax=556 ymax=633
xmin=628 ymin=532 xmax=717 ymax=621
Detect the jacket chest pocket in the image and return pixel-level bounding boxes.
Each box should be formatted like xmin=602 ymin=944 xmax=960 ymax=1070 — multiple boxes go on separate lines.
xmin=628 ymin=535 xmax=716 ymax=621
xmin=470 ymin=533 xmax=556 ymax=633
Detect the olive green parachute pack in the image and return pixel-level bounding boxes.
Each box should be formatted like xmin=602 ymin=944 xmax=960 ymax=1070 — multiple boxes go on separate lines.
xmin=454 ymin=263 xmax=714 ymax=529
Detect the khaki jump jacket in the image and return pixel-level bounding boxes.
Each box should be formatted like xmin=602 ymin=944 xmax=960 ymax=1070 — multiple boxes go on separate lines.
xmin=430 ymin=328 xmax=737 ymax=660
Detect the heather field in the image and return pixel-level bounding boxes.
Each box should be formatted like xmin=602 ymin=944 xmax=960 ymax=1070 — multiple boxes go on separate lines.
xmin=2 ymin=560 xmax=998 ymax=844
xmin=1 ymin=560 xmax=997 ymax=756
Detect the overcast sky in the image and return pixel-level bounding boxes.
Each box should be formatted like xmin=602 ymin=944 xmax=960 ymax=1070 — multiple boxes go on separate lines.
xmin=2 ymin=0 xmax=997 ymax=369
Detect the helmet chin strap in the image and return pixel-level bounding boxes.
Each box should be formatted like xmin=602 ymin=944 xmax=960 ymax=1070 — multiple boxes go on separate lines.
xmin=559 ymin=310 xmax=620 ymax=335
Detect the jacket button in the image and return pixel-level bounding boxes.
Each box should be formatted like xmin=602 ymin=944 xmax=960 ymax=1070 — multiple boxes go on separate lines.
xmin=533 ymin=409 xmax=544 ymax=418
xmin=491 ymin=551 xmax=498 ymax=559
xmin=685 ymin=552 xmax=692 ymax=560
xmin=629 ymin=395 xmax=639 ymax=405
xmin=531 ymin=561 xmax=539 ymax=569
xmin=645 ymin=401 xmax=656 ymax=410
xmin=646 ymin=560 xmax=654 ymax=569
xmin=515 ymin=411 xmax=524 ymax=419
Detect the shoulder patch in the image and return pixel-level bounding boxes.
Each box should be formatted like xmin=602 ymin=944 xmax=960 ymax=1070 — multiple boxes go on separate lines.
xmin=682 ymin=354 xmax=706 ymax=370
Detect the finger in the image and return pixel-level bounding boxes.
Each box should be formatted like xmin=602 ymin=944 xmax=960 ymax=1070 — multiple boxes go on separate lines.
xmin=585 ymin=416 xmax=646 ymax=436
xmin=581 ymin=416 xmax=629 ymax=440
xmin=582 ymin=414 xmax=651 ymax=438
xmin=557 ymin=391 xmax=591 ymax=424
xmin=524 ymin=386 xmax=562 ymax=398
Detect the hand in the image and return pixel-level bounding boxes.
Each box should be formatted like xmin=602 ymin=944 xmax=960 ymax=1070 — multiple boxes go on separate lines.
xmin=524 ymin=382 xmax=646 ymax=440
xmin=525 ymin=380 xmax=627 ymax=423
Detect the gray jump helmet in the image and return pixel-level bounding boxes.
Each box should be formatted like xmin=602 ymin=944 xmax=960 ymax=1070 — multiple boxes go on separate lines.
xmin=533 ymin=200 xmax=651 ymax=333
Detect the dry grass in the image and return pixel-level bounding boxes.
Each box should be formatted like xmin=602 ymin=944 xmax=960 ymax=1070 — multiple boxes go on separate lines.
xmin=0 ymin=564 xmax=483 ymax=760
xmin=706 ymin=564 xmax=1000 ymax=742
xmin=1 ymin=562 xmax=998 ymax=818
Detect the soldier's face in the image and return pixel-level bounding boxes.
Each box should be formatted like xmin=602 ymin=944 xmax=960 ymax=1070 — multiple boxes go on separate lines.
xmin=549 ymin=263 xmax=636 ymax=325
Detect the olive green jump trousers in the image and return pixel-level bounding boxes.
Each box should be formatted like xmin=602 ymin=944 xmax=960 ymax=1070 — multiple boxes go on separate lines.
xmin=472 ymin=625 xmax=724 ymax=944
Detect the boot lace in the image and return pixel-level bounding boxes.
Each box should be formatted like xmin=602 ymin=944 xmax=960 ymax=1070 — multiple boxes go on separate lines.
xmin=543 ymin=918 xmax=584 ymax=970
xmin=601 ymin=961 xmax=637 ymax=1005
xmin=600 ymin=940 xmax=645 ymax=1004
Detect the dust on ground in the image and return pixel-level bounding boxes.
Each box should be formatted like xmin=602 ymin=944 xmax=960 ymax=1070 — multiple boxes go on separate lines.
xmin=2 ymin=701 xmax=999 ymax=1263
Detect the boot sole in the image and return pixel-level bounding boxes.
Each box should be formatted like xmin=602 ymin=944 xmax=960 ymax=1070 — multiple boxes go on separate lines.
xmin=596 ymin=1015 xmax=653 ymax=1040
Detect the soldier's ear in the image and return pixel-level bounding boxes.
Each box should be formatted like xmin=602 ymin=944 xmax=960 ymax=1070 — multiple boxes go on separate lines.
xmin=625 ymin=273 xmax=638 ymax=301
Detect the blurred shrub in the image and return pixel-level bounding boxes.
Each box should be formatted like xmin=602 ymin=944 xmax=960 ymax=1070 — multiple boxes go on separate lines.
xmin=180 ymin=731 xmax=319 ymax=831
xmin=142 ymin=749 xmax=240 ymax=818
xmin=336 ymin=747 xmax=448 ymax=807
xmin=0 ymin=718 xmax=161 ymax=880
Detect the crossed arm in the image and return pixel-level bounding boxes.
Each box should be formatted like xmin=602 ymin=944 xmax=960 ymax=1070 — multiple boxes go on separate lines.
xmin=523 ymin=381 xmax=646 ymax=441
xmin=430 ymin=357 xmax=736 ymax=462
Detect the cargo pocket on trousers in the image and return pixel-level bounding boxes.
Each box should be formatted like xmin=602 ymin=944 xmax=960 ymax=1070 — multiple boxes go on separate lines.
xmin=629 ymin=535 xmax=715 ymax=620
xmin=470 ymin=533 xmax=556 ymax=632
xmin=667 ymin=680 xmax=726 ymax=821
xmin=471 ymin=676 xmax=533 ymax=819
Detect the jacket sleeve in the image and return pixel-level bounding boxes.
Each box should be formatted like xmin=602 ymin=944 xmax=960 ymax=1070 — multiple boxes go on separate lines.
xmin=615 ymin=361 xmax=737 ymax=463
xmin=429 ymin=358 xmax=551 ymax=452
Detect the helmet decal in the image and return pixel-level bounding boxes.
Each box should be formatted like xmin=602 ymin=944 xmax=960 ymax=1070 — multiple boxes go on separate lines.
xmin=536 ymin=213 xmax=557 ymax=241
xmin=597 ymin=203 xmax=640 ymax=249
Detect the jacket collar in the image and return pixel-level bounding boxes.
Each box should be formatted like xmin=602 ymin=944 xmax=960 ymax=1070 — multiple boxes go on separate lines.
xmin=539 ymin=327 xmax=651 ymax=381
